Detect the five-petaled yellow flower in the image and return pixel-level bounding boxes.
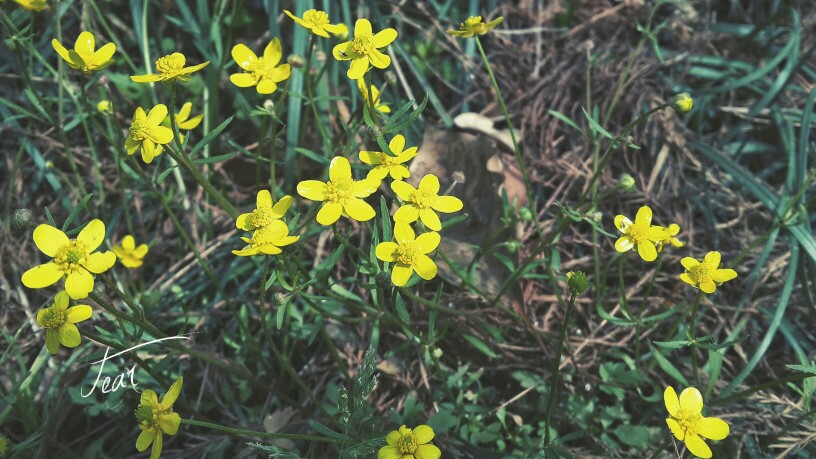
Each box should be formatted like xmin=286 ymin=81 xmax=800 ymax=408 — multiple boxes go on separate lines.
xmin=332 ymin=18 xmax=397 ymax=80
xmin=392 ymin=174 xmax=463 ymax=231
xmin=664 ymin=386 xmax=729 ymax=458
xmin=236 ymin=190 xmax=292 ymax=232
xmin=284 ymin=9 xmax=347 ymax=38
xmin=297 ymin=156 xmax=379 ymax=226
xmin=232 ymin=220 xmax=300 ymax=256
xmin=113 ymin=235 xmax=149 ymax=269
xmin=37 ymin=290 xmax=93 ymax=354
xmin=131 ymin=52 xmax=209 ymax=83
xmin=680 ymin=251 xmax=737 ymax=294
xmin=52 ymin=31 xmax=116 ymax=73
xmin=230 ymin=38 xmax=291 ymax=94
xmin=378 ymin=424 xmax=441 ymax=459
xmin=357 ymin=78 xmax=390 ymax=113
xmin=376 ymin=222 xmax=440 ymax=287
xmin=135 ymin=377 xmax=183 ymax=459
xmin=447 ymin=16 xmax=504 ymax=38
xmin=126 ymin=104 xmax=174 ymax=164
xmin=657 ymin=223 xmax=685 ymax=253
xmin=22 ymin=219 xmax=116 ymax=299
xmin=613 ymin=206 xmax=670 ymax=262
xmin=360 ymin=134 xmax=417 ymax=182
xmin=13 ymin=0 xmax=48 ymax=12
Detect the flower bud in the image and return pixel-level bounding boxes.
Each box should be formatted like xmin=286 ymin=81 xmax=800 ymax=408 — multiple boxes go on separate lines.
xmin=671 ymin=92 xmax=693 ymax=114
xmin=97 ymin=100 xmax=113 ymax=115
xmin=432 ymin=347 xmax=443 ymax=358
xmin=263 ymin=99 xmax=275 ymax=111
xmin=506 ymin=240 xmax=521 ymax=252
xmin=287 ymin=54 xmax=304 ymax=68
xmin=385 ymin=71 xmax=397 ymax=84
xmin=518 ymin=208 xmax=533 ymax=221
xmin=619 ymin=173 xmax=636 ymax=192
xmin=11 ymin=208 xmax=34 ymax=233
xmin=364 ymin=125 xmax=382 ymax=141
xmin=566 ymin=271 xmax=589 ymax=295
xmin=452 ymin=171 xmax=466 ymax=184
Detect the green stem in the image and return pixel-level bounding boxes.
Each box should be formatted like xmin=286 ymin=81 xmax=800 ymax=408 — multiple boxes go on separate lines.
xmin=688 ymin=291 xmax=704 ymax=387
xmin=164 ymin=147 xmax=240 ymax=219
xmin=637 ymin=251 xmax=665 ymax=370
xmin=543 ymin=293 xmax=577 ymax=445
xmin=181 ymin=418 xmax=345 ymax=443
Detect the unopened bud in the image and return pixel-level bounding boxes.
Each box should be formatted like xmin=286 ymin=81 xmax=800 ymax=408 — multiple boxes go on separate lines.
xmin=97 ymin=100 xmax=113 ymax=115
xmin=671 ymin=92 xmax=693 ymax=114
xmin=263 ymin=99 xmax=275 ymax=111
xmin=385 ymin=71 xmax=397 ymax=84
xmin=452 ymin=171 xmax=465 ymax=184
xmin=566 ymin=271 xmax=589 ymax=295
xmin=506 ymin=240 xmax=521 ymax=252
xmin=364 ymin=125 xmax=382 ymax=140
xmin=518 ymin=208 xmax=533 ymax=221
xmin=619 ymin=173 xmax=636 ymax=192
xmin=432 ymin=347 xmax=443 ymax=358
xmin=11 ymin=208 xmax=34 ymax=233
xmin=287 ymin=54 xmax=304 ymax=68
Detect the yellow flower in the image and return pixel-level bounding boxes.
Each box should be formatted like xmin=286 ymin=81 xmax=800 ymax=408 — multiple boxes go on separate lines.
xmin=613 ymin=206 xmax=670 ymax=262
xmin=229 ymin=38 xmax=291 ymax=95
xmin=13 ymin=0 xmax=47 ymax=12
xmin=359 ymin=134 xmax=416 ymax=182
xmin=657 ymin=223 xmax=685 ymax=252
xmin=357 ymin=78 xmax=390 ymax=113
xmin=36 ymin=291 xmax=93 ymax=354
xmin=232 ymin=220 xmax=300 ymax=256
xmin=664 ymin=386 xmax=729 ymax=458
xmin=392 ymin=174 xmax=463 ymax=231
xmin=125 ymin=104 xmax=174 ymax=164
xmin=51 ymin=31 xmax=116 ymax=73
xmin=680 ymin=251 xmax=737 ymax=294
xmin=113 ymin=235 xmax=148 ymax=269
xmin=131 ymin=52 xmax=209 ymax=83
xmin=21 ymin=220 xmax=116 ymax=299
xmin=297 ymin=156 xmax=379 ymax=225
xmin=332 ymin=18 xmax=397 ymax=80
xmin=376 ymin=222 xmax=440 ymax=287
xmin=173 ymin=102 xmax=203 ymax=130
xmin=135 ymin=377 xmax=183 ymax=459
xmin=284 ymin=9 xmax=347 ymax=38
xmin=236 ymin=190 xmax=292 ymax=231
xmin=97 ymin=100 xmax=114 ymax=115
xmin=447 ymin=16 xmax=504 ymax=38
xmin=377 ymin=424 xmax=441 ymax=459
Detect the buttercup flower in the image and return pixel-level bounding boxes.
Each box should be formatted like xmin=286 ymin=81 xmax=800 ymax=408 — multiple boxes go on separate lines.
xmin=297 ymin=156 xmax=379 ymax=225
xmin=230 ymin=38 xmax=291 ymax=94
xmin=680 ymin=251 xmax=738 ymax=294
xmin=131 ymin=52 xmax=209 ymax=83
xmin=232 ymin=220 xmax=300 ymax=256
xmin=392 ymin=174 xmax=463 ymax=231
xmin=357 ymin=78 xmax=390 ymax=113
xmin=359 ymin=134 xmax=417 ymax=182
xmin=135 ymin=377 xmax=183 ymax=459
xmin=236 ymin=190 xmax=292 ymax=232
xmin=21 ymin=219 xmax=116 ymax=299
xmin=613 ymin=206 xmax=670 ymax=262
xmin=113 ymin=235 xmax=148 ymax=269
xmin=332 ymin=18 xmax=397 ymax=80
xmin=52 ymin=31 xmax=116 ymax=73
xmin=664 ymin=386 xmax=729 ymax=458
xmin=125 ymin=104 xmax=174 ymax=164
xmin=376 ymin=222 xmax=440 ymax=287
xmin=378 ymin=424 xmax=441 ymax=459
xmin=37 ymin=291 xmax=92 ymax=354
xmin=657 ymin=223 xmax=685 ymax=252
xmin=284 ymin=9 xmax=347 ymax=38
xmin=447 ymin=16 xmax=504 ymax=38
xmin=13 ymin=0 xmax=47 ymax=12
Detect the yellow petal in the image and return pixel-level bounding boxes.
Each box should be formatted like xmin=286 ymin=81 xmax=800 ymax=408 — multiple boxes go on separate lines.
xmin=646 ymin=226 xmax=670 ymax=241
xmin=65 ymin=269 xmax=94 ymax=299
xmin=141 ymin=389 xmax=159 ymax=405
xmin=394 ymin=204 xmax=419 ymax=224
xmin=664 ymin=386 xmax=680 ymax=417
xmin=389 ymin=165 xmax=410 ymax=180
xmin=84 ymin=251 xmax=116 ymax=273
xmin=150 ymin=432 xmax=163 ymax=459
xmin=256 ymin=79 xmax=278 ymax=94
xmin=415 ymin=443 xmax=441 ymax=459
xmin=133 ymin=244 xmax=149 ymax=257
xmin=130 ymin=73 xmax=163 ymax=83
xmin=354 ymin=178 xmax=380 ymax=197
xmin=236 ymin=214 xmax=254 ymax=231
xmin=230 ymin=73 xmax=259 ymax=87
xmin=316 ymin=202 xmax=343 ymax=225
xmin=323 ymin=23 xmax=346 ymax=36
xmin=699 ymin=417 xmax=729 ymax=440
xmin=343 ymin=198 xmax=375 ymax=222
xmin=681 ymin=257 xmax=700 ymax=270
xmin=419 ymin=208 xmax=442 ymax=231
xmin=297 ymin=180 xmax=328 ymax=201
xmin=329 ymin=156 xmax=352 ymax=182
xmin=74 ymin=31 xmax=96 ymax=63
xmin=704 ymin=251 xmax=721 ymax=267
xmin=159 ymin=412 xmax=181 ymax=435
xmin=684 ymin=434 xmax=712 ymax=458
xmin=376 ymin=242 xmax=399 ymax=262
xmin=256 ymin=189 xmax=272 ymax=208
xmin=66 ymin=305 xmax=93 ymax=323
xmin=332 ymin=42 xmax=353 ymax=61
xmin=418 ymin=174 xmax=440 ymax=194
xmin=614 ymin=215 xmax=632 ymax=232
xmin=666 ymin=418 xmax=684 ymax=440
xmin=377 ymin=445 xmax=401 ymax=459
xmin=394 ymin=222 xmax=415 ymax=244
xmin=181 ymin=61 xmax=209 ymax=75
xmin=398 ymin=146 xmax=418 ymax=162
xmin=712 ymin=268 xmax=737 ymax=283
xmin=77 ymin=219 xmax=106 ymax=251
xmin=368 ymin=49 xmax=391 ymax=69
xmin=259 ymin=245 xmax=283 ymax=255
xmin=354 ymin=18 xmax=372 ymax=37
xmin=45 ymin=329 xmax=60 ymax=354
xmin=161 ymin=376 xmax=184 ymax=408
xmin=635 ymin=206 xmax=652 ymax=226
xmin=147 ymin=104 xmax=168 ymax=126
xmin=414 ymin=255 xmax=437 ymax=280
xmin=700 ymin=281 xmax=716 ymax=294
xmin=269 ymin=64 xmax=291 ymax=82
xmin=374 ymin=28 xmax=398 ymax=48
xmin=385 ymin=429 xmax=401 ymax=446
xmin=33 ymin=224 xmax=69 ymax=257
xmin=637 ymin=241 xmax=657 ymax=262
xmin=51 ymin=39 xmax=78 ymax=67
xmin=93 ymin=42 xmax=116 ymax=68
xmin=136 ymin=429 xmax=154 ymax=452
xmin=614 ymin=236 xmax=634 ymax=253
xmin=271 ymin=195 xmax=293 ymax=216
xmin=58 ymin=323 xmax=81 ymax=347
xmin=391 ymin=180 xmax=416 ymax=201
xmin=141 ymin=140 xmax=158 ymax=164
xmin=359 ymin=151 xmax=381 ymax=165
xmin=263 ymin=38 xmax=283 ymax=65
xmin=413 ymin=425 xmax=435 ymax=444
xmin=348 ymin=57 xmax=369 ymax=80
xmin=680 ymin=273 xmax=696 ymax=286
xmin=54 ymin=291 xmax=70 ymax=309
xmin=391 ymin=264 xmax=413 ymax=287
xmin=231 ymin=43 xmax=258 ymax=70
xmin=22 ymin=263 xmax=64 ymax=289
xmin=415 ymin=232 xmax=441 ymax=254
xmin=679 ymin=387 xmax=703 ymax=414
xmin=431 ymin=195 xmax=463 ymax=213
xmin=122 ymin=235 xmax=136 ymax=250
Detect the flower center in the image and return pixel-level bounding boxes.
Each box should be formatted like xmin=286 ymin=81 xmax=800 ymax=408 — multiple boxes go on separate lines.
xmin=155 ymin=54 xmax=185 ymax=75
xmin=675 ymin=410 xmax=702 ymax=437
xmin=250 ymin=207 xmax=276 ymax=228
xmin=395 ymin=243 xmax=417 ymax=266
xmin=325 ymin=177 xmax=355 ymax=204
xmin=303 ymin=9 xmax=330 ymax=27
xmin=129 ymin=119 xmax=150 ymax=141
xmin=378 ymin=153 xmax=399 ymax=167
xmin=249 ymin=57 xmax=280 ymax=81
xmin=411 ymin=189 xmax=435 ymax=209
xmin=690 ymin=263 xmax=713 ymax=284
xmin=40 ymin=306 xmax=66 ymax=329
xmin=352 ymin=33 xmax=375 ymax=55
xmin=627 ymin=222 xmax=649 ymax=244
xmin=398 ymin=431 xmax=418 ymax=454
xmin=55 ymin=240 xmax=88 ymax=271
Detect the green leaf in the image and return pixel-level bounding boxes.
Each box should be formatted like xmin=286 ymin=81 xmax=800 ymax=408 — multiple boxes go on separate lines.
xmin=652 ymin=340 xmax=692 ymax=349
xmin=191 ymin=152 xmax=238 ymax=165
xmin=190 ymin=115 xmax=233 ymax=158
xmin=648 ymin=342 xmax=689 ymax=386
xmin=462 ymin=333 xmax=500 ymax=359
xmin=62 ymin=193 xmax=94 ymax=231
